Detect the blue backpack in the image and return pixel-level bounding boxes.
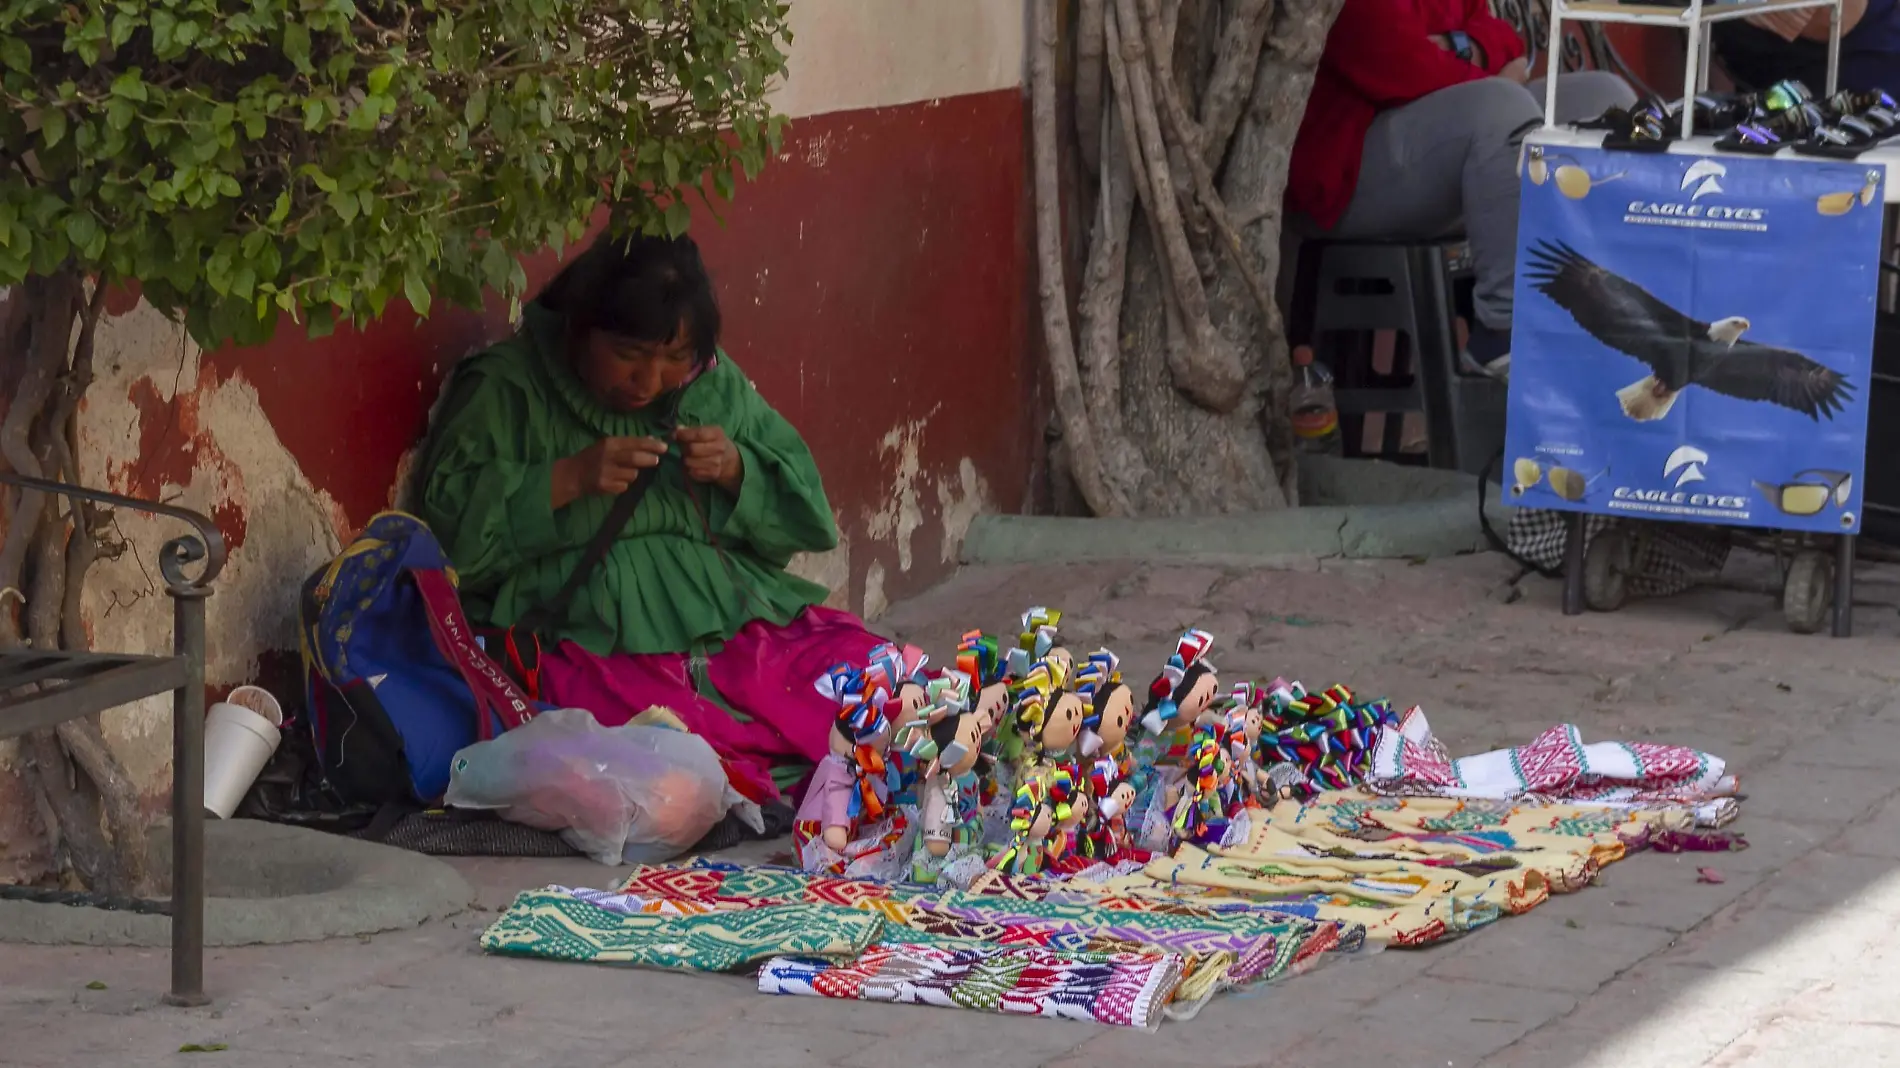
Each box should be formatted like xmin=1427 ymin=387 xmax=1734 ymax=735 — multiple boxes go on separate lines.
xmin=299 ymin=513 xmax=537 ymax=804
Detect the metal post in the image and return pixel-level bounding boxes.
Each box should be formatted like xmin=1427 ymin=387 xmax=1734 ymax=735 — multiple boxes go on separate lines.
xmin=164 ymin=588 xmax=210 ymax=1008
xmin=1562 ymin=512 xmax=1587 ymax=615
xmin=1826 ymin=0 xmax=1843 ymax=96
xmin=1544 ymin=0 xmax=1564 ymax=124
xmin=1832 ymin=534 xmax=1856 ymax=638
xmin=1681 ymin=0 xmax=1704 ymax=139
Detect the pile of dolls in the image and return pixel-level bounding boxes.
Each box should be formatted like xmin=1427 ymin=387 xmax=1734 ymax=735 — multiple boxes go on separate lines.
xmin=792 ymin=608 xmax=1403 ymax=887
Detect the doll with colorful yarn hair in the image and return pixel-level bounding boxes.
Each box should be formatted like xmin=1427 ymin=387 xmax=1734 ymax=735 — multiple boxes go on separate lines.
xmin=1082 ymin=756 xmax=1141 ymax=862
xmin=865 ymin=641 xmax=930 ymax=807
xmin=1168 ymin=721 xmax=1240 ymax=848
xmin=792 ymin=663 xmax=911 ymax=879
xmin=896 ymin=671 xmax=992 ymax=886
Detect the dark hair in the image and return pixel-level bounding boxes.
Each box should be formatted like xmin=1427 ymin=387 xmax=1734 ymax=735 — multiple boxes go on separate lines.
xmin=536 ymin=231 xmax=722 ymax=363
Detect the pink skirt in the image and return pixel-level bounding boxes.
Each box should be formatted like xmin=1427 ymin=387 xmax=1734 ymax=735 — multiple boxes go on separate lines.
xmin=536 ymin=606 xmax=887 ymax=804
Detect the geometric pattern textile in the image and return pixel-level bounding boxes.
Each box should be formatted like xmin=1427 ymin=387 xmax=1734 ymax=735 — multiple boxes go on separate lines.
xmin=758 ymin=942 xmax=1184 ymax=1030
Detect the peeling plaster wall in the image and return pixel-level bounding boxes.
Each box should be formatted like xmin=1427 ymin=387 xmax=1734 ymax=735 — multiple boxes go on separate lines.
xmin=0 ymin=7 xmax=1035 ymax=880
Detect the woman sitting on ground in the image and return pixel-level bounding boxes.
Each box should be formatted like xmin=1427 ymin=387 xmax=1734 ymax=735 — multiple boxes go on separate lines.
xmin=417 ymin=231 xmax=884 ymax=806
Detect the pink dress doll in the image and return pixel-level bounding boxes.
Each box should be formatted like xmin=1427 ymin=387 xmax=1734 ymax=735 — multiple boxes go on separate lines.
xmin=793 ymin=664 xmax=911 ymax=879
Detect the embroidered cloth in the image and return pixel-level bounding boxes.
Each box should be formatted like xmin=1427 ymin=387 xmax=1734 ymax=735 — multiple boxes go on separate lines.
xmin=758 ymin=942 xmax=1183 ymax=1030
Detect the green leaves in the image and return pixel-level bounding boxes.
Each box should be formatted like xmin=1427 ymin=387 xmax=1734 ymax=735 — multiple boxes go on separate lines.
xmin=0 ymin=0 xmax=792 ymax=349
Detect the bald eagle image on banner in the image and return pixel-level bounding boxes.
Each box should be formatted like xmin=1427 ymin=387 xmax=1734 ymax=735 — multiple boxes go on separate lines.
xmin=1505 ymin=146 xmax=1879 ymax=535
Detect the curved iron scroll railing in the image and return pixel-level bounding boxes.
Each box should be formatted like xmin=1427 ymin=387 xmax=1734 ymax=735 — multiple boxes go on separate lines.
xmin=1494 ymin=0 xmax=1657 ymax=98
xmin=0 ymin=472 xmax=227 ymax=597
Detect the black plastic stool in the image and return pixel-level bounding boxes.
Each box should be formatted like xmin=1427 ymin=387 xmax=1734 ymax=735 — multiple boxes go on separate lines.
xmin=1303 ymin=239 xmax=1506 ymax=475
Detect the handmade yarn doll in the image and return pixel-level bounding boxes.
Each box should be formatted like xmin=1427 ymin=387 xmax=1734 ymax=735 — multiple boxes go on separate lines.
xmin=1168 ymin=722 xmax=1240 ymax=848
xmin=1041 ymin=765 xmax=1089 ymax=867
xmin=987 ymin=777 xmax=1055 ymax=877
xmin=1075 ymin=649 xmax=1135 ymax=775
xmin=794 ymin=665 xmax=910 ymax=879
xmin=1008 ymin=661 xmax=1088 ymax=787
xmin=866 ymin=642 xmax=930 ymax=806
xmin=1139 ymin=629 xmax=1220 ymax=737
xmin=900 ymin=674 xmax=992 ymax=886
xmin=1223 ymin=681 xmax=1274 ymax=805
xmin=1083 ymin=757 xmax=1139 ymax=861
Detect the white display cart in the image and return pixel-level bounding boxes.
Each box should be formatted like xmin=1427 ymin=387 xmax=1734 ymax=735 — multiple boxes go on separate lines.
xmin=1520 ymin=0 xmax=1883 ymax=637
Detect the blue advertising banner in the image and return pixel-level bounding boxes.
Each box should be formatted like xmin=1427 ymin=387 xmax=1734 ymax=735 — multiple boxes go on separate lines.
xmin=1505 ymin=146 xmax=1881 ymax=534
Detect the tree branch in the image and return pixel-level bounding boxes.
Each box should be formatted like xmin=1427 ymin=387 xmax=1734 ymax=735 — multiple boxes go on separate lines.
xmin=1032 ymin=0 xmax=1130 ymax=517
xmin=1074 ymin=0 xmax=1108 ymax=180
xmin=1198 ymin=0 xmax=1275 ymax=170
xmin=1110 ymin=0 xmax=1246 ymax=413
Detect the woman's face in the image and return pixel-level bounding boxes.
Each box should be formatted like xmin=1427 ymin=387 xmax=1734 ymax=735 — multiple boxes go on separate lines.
xmin=577 ymin=326 xmax=695 ymax=412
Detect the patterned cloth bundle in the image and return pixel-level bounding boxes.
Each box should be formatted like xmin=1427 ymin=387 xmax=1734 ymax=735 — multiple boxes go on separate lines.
xmin=1257 ymin=682 xmax=1403 ymax=796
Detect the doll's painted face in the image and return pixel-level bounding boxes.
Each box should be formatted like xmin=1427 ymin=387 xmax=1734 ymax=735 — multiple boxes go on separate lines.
xmin=1182 ymin=670 xmax=1220 ymax=726
xmin=1101 ymin=781 xmax=1137 ymax=820
xmin=1042 ymin=692 xmax=1087 ymax=753
xmin=1059 ymin=791 xmax=1089 ymax=830
xmin=892 ymin=683 xmax=929 ymax=734
xmin=1242 ymin=705 xmax=1263 ymax=748
xmin=974 ymin=682 xmax=1009 ymax=737
xmin=1093 ymin=684 xmax=1135 ymax=752
xmin=944 ymin=713 xmax=985 ymax=776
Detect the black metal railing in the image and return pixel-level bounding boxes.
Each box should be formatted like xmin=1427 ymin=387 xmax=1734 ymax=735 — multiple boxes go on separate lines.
xmin=0 ymin=471 xmax=224 ymax=1006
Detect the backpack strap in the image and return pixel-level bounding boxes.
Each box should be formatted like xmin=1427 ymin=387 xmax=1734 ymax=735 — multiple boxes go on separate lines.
xmin=513 ymin=393 xmax=683 ymax=636
xmin=412 ymin=568 xmax=536 ymax=739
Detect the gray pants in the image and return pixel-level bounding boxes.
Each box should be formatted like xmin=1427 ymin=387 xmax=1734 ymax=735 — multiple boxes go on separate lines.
xmin=1330 ymin=72 xmax=1638 ymax=331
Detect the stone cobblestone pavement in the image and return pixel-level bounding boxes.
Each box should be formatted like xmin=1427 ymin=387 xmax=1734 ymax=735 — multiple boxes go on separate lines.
xmin=5 ymin=552 xmax=1900 ymax=1067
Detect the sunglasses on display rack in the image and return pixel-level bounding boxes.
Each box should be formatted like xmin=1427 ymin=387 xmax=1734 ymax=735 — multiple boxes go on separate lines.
xmin=1511 ymin=457 xmax=1610 ymax=503
xmin=1753 ymin=470 xmax=1854 ymax=517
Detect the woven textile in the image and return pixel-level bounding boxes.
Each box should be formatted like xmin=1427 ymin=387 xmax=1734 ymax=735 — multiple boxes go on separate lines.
xmin=479 ymin=890 xmax=882 ymax=971
xmin=1132 ymin=790 xmax=1663 ymax=947
xmin=612 ymin=860 xmax=1352 ymax=992
xmin=758 ymin=942 xmax=1184 ymax=1030
xmin=1367 ymin=707 xmax=1739 ymax=826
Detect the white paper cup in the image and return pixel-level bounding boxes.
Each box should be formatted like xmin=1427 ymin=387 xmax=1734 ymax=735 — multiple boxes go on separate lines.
xmin=202 ymin=685 xmax=284 ymax=819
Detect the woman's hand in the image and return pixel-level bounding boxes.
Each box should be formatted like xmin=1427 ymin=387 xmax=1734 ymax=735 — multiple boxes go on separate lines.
xmin=551 ymin=437 xmax=668 ymax=509
xmin=676 ymin=425 xmax=744 ymax=496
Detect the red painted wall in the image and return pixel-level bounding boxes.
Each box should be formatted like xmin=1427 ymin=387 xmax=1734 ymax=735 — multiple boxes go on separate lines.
xmin=117 ymin=88 xmax=1038 ymax=614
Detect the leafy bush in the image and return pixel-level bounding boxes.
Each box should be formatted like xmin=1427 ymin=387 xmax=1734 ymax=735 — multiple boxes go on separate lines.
xmin=0 ymin=0 xmax=792 ymax=344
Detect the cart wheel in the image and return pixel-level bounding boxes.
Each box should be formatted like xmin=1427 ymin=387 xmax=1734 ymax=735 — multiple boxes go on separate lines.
xmin=1582 ymin=526 xmax=1632 ymax=612
xmin=1783 ymin=549 xmax=1834 ymax=635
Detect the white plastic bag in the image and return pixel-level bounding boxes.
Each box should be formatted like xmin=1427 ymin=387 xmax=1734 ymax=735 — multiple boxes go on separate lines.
xmin=445 ymin=707 xmax=761 ymax=865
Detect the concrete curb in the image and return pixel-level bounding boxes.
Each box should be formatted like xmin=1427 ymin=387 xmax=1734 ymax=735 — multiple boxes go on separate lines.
xmin=963 ymin=457 xmax=1513 ymax=566
xmin=0 ymin=820 xmax=472 ymax=947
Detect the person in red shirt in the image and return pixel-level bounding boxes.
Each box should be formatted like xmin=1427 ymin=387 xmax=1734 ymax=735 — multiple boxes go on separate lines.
xmin=1289 ymin=0 xmax=1635 ymax=368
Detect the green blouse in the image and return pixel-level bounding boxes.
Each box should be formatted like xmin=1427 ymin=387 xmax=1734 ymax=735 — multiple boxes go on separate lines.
xmin=417 ymin=303 xmax=838 ymax=656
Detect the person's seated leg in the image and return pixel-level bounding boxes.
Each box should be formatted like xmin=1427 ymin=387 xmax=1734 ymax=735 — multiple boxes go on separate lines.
xmin=1526 ymin=70 xmax=1640 ymax=127
xmin=1330 ymin=79 xmax=1543 ymax=366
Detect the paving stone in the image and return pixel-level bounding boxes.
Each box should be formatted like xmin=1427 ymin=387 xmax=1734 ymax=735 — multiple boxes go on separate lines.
xmin=1281 ymin=977 xmax=1575 ymax=1068
xmin=1425 ymin=913 xmax=1677 ymax=996
xmin=1720 ymin=1018 xmax=1900 ymax=1068
xmin=1660 ymin=903 xmax=1861 ymax=981
xmin=1539 ymin=852 xmax=1756 ymax=934
xmin=1749 ymin=849 xmax=1900 ymax=919
xmin=1704 ymin=817 xmax=1832 ymax=876
xmin=1728 ymin=757 xmax=1900 ymax=826
xmin=1776 ymin=708 xmax=1900 ymax=771
xmin=1832 ymin=792 xmax=1900 ymax=860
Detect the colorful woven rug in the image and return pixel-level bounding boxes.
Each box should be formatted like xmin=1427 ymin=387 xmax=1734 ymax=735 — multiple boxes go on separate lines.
xmin=612 ymin=859 xmax=1354 ymax=1000
xmin=759 ymin=942 xmax=1184 ymax=1030
xmin=480 ymin=892 xmax=883 ymax=971
xmin=1124 ymin=790 xmax=1663 ymax=947
xmin=1367 ymin=707 xmax=1739 ymax=826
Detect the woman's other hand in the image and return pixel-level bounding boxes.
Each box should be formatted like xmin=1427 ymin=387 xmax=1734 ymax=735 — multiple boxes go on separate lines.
xmin=552 ymin=437 xmax=668 ymax=509
xmin=676 ymin=425 xmax=744 ymax=495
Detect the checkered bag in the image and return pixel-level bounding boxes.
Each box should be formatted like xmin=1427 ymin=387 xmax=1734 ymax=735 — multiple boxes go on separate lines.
xmin=1506 ymin=509 xmax=1731 ymax=599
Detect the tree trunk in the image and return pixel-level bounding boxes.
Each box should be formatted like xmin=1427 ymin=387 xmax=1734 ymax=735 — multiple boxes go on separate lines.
xmin=1038 ymin=0 xmax=1344 ymax=515
xmin=0 ymin=270 xmax=152 ymax=896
